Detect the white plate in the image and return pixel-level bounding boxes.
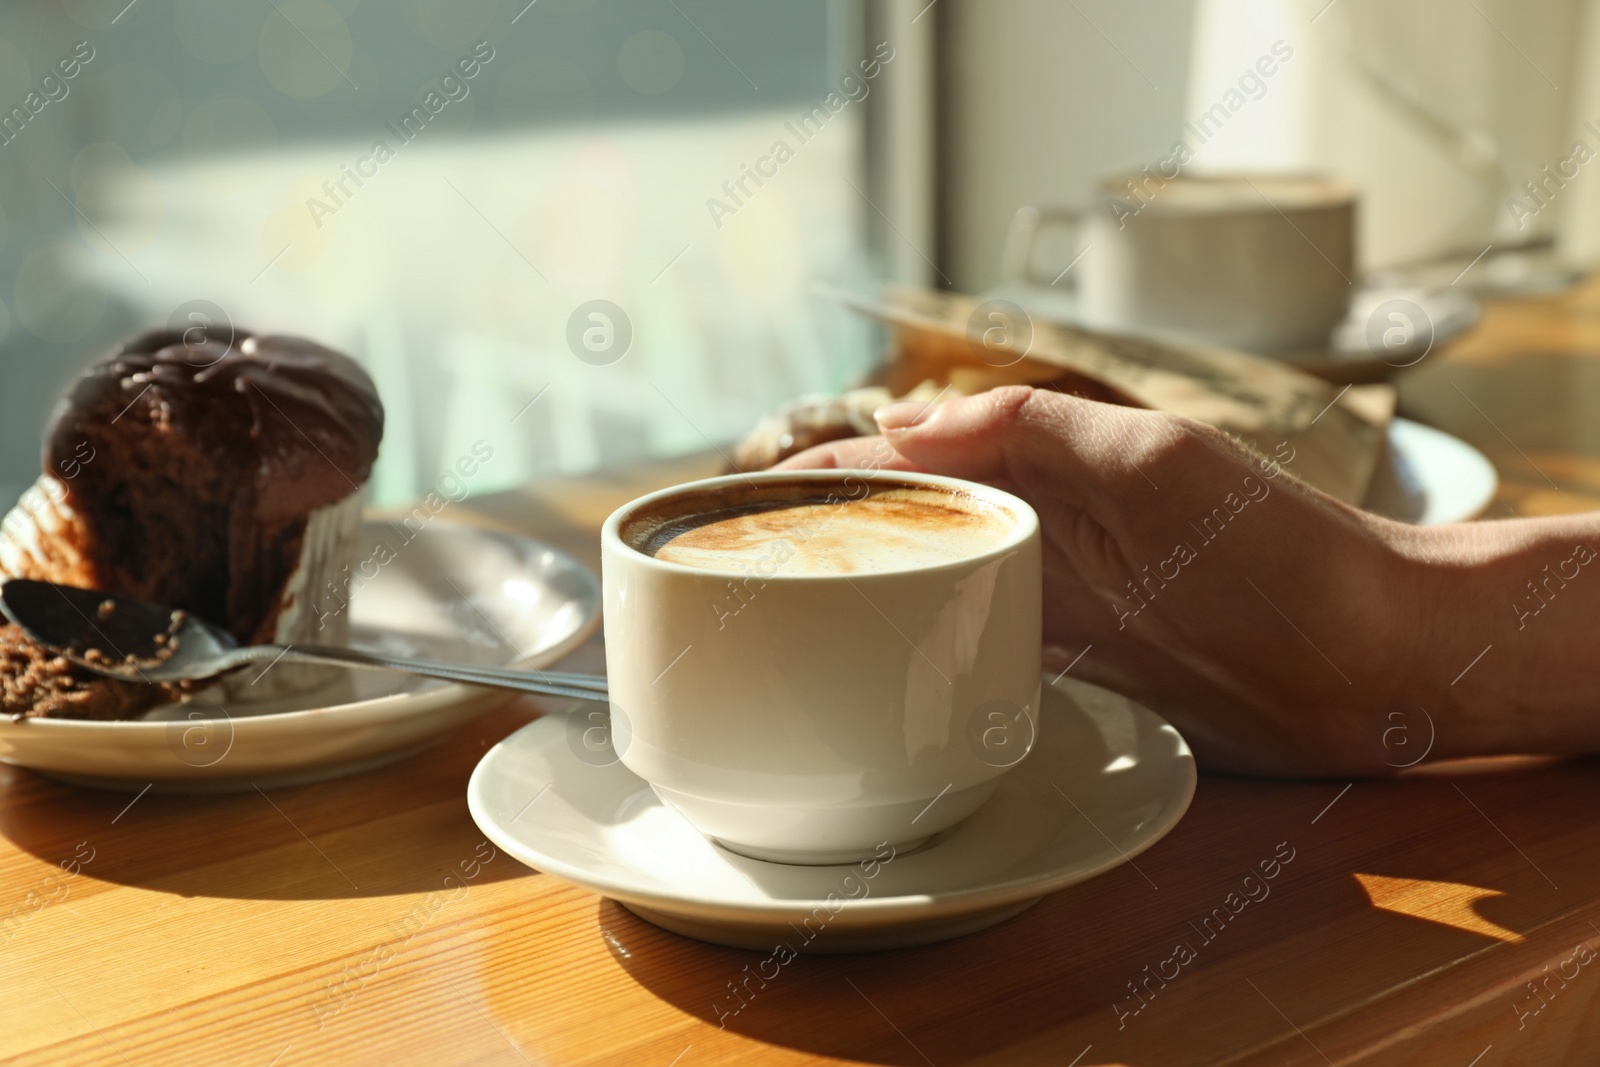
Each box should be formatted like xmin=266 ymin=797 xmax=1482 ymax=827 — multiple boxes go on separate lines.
xmin=1364 ymin=417 xmax=1498 ymax=525
xmin=0 ymin=522 xmax=600 ymax=792
xmin=467 ymin=674 xmax=1196 ymax=953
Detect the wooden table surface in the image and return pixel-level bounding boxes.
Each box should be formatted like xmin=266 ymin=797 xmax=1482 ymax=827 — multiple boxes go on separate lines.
xmin=7 ymin=279 xmax=1600 ymax=1066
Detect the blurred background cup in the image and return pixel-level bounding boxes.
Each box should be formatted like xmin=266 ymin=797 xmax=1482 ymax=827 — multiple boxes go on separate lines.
xmin=1003 ymin=173 xmax=1356 ymax=355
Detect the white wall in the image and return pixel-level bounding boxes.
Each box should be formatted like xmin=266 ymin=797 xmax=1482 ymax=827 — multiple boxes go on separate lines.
xmin=1186 ymin=0 xmax=1587 ymax=269
xmin=941 ymin=0 xmax=1199 ymax=292
xmin=940 ymin=0 xmax=1598 ymax=286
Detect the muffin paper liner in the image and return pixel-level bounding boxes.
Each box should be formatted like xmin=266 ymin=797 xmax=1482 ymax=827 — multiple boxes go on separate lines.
xmin=1 ymin=477 xmax=367 ymax=708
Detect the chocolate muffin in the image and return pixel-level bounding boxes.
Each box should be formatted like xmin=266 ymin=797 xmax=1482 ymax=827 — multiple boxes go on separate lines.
xmin=0 ymin=328 xmax=384 ymax=717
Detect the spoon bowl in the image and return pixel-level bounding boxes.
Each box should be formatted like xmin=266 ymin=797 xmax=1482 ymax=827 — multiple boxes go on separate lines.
xmin=0 ymin=578 xmax=234 ymax=684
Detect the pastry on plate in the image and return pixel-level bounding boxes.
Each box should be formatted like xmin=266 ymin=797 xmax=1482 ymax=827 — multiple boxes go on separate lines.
xmin=0 ymin=327 xmax=384 ymax=717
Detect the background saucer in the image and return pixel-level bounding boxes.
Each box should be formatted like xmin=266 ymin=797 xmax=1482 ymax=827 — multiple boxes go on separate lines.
xmin=0 ymin=521 xmax=600 ymax=792
xmin=468 ymin=673 xmax=1196 ymax=952
xmin=990 ymin=281 xmax=1480 ymax=384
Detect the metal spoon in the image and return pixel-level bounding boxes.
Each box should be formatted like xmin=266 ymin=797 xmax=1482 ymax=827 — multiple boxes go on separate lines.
xmin=0 ymin=579 xmax=608 ymax=702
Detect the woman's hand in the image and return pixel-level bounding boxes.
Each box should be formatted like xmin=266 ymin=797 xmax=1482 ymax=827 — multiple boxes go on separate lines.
xmin=777 ymin=386 xmax=1520 ymax=777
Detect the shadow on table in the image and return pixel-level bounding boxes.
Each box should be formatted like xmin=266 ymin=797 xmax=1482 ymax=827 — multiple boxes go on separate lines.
xmin=0 ymin=706 xmax=541 ymax=900
xmin=595 ymin=755 xmax=1600 ymax=1065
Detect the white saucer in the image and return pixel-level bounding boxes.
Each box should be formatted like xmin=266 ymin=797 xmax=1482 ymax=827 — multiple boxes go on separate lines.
xmin=0 ymin=521 xmax=600 ymax=792
xmin=1364 ymin=417 xmax=1498 ymax=525
xmin=1324 ymin=285 xmax=1480 ymax=365
xmin=467 ymin=674 xmax=1196 ymax=952
xmin=990 ymin=281 xmax=1480 ymax=384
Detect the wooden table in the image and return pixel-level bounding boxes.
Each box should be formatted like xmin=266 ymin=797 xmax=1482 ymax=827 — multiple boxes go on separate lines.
xmin=6 ymin=280 xmax=1600 ymax=1066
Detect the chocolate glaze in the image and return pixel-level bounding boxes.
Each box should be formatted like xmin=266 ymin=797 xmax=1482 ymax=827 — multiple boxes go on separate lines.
xmin=46 ymin=329 xmax=383 ymax=520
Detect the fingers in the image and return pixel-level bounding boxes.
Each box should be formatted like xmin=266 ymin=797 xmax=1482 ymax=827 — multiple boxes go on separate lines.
xmin=778 ymin=387 xmax=1172 ymax=516
xmin=772 ymin=435 xmax=927 ymax=473
xmin=872 ymin=386 xmax=1153 ymax=509
xmin=869 ymin=388 xmax=1024 ymax=483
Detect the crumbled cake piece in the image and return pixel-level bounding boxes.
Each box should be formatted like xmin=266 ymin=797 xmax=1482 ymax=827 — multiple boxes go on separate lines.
xmin=0 ymin=623 xmax=185 ymax=721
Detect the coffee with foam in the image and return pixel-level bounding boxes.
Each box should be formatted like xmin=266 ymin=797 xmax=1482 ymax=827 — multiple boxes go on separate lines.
xmin=622 ymin=478 xmax=1016 ymax=576
xmin=602 ymin=469 xmax=1042 ymax=864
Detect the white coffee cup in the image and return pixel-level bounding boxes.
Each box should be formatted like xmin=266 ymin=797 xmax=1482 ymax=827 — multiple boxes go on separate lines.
xmin=599 ymin=469 xmax=1042 ymax=865
xmin=1003 ymin=173 xmax=1357 ymax=355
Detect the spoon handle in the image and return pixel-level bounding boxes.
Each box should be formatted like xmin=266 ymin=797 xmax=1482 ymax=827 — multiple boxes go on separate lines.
xmin=265 ymin=644 xmax=609 ymax=702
